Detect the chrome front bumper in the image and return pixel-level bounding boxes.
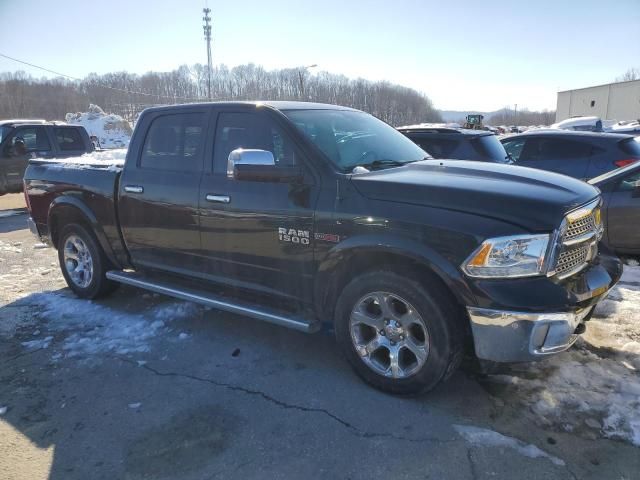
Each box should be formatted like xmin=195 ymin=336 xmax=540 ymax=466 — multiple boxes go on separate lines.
xmin=467 ymin=307 xmax=594 ymax=362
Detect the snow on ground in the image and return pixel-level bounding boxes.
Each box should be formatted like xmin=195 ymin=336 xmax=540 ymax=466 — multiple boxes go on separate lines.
xmin=0 ymin=210 xmax=24 ymax=218
xmin=22 ymin=292 xmax=201 ymax=358
xmin=0 ymin=240 xmax=22 ymax=253
xmin=65 ymin=104 xmax=132 ymax=149
xmin=454 ymin=424 xmax=565 ymax=466
xmin=488 ymin=262 xmax=640 ymax=447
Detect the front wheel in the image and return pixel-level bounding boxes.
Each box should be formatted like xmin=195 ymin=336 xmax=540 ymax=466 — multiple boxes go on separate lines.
xmin=57 ymin=223 xmax=117 ymax=299
xmin=334 ymin=270 xmax=464 ymax=394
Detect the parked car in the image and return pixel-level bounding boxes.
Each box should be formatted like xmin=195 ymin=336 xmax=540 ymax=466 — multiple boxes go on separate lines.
xmin=589 ymin=161 xmax=640 ymax=255
xmin=609 ymin=120 xmax=640 ymax=135
xmin=501 ymin=130 xmax=640 ymax=179
xmin=551 ymin=116 xmax=604 ymax=132
xmin=24 ymin=101 xmax=621 ymax=394
xmin=398 ymin=125 xmax=511 ymax=163
xmin=0 ymin=120 xmax=93 ymax=195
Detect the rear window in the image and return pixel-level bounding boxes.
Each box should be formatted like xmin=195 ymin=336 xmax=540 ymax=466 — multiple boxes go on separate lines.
xmin=620 ymin=137 xmax=640 ymax=157
xmin=470 ymin=135 xmax=510 ymax=163
xmin=520 ymin=137 xmax=592 ymax=161
xmin=141 ymin=113 xmax=205 ymax=172
xmin=412 ymin=138 xmax=458 ymax=158
xmin=54 ymin=127 xmax=85 ymax=151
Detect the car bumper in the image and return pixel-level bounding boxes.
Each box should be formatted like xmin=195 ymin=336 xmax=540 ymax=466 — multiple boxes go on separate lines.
xmin=466 ymin=250 xmax=622 ymax=362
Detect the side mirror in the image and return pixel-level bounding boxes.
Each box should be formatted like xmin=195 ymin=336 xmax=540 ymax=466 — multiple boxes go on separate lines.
xmin=228 ymin=148 xmax=302 ymax=183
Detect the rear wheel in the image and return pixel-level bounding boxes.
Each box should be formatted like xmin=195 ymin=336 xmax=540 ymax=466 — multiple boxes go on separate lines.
xmin=58 ymin=223 xmax=117 ymax=299
xmin=335 ymin=270 xmax=464 ymax=394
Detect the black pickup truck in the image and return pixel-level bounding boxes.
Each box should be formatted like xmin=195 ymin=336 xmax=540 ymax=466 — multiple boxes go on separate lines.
xmin=24 ymin=101 xmax=622 ymax=394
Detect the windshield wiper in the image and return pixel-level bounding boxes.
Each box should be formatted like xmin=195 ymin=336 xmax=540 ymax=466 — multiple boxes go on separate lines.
xmin=357 ymin=159 xmax=411 ymax=170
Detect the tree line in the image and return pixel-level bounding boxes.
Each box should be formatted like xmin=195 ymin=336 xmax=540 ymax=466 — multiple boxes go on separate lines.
xmin=0 ymin=64 xmax=442 ymax=126
xmin=487 ymin=108 xmax=556 ymax=126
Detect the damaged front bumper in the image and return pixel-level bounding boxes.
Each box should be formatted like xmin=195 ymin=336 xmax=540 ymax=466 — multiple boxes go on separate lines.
xmin=465 ymin=250 xmax=622 ymax=363
xmin=467 ymin=306 xmax=594 ymax=362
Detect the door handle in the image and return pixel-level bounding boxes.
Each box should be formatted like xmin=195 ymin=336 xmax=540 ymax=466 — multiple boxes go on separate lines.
xmin=206 ymin=194 xmax=231 ymax=204
xmin=124 ymin=185 xmax=144 ymax=194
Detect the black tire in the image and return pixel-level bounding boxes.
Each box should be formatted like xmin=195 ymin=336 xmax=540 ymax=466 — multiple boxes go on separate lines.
xmin=57 ymin=223 xmax=118 ymax=299
xmin=334 ymin=270 xmax=464 ymax=395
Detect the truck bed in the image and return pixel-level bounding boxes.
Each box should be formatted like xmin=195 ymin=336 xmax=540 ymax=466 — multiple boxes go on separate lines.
xmin=24 ymin=150 xmax=127 ymax=267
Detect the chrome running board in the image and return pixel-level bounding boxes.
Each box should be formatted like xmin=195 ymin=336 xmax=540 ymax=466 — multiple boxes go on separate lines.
xmin=106 ymin=270 xmax=319 ymax=333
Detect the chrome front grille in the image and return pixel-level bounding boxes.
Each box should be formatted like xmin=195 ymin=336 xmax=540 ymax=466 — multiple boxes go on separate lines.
xmin=564 ymin=214 xmax=597 ymax=241
xmin=555 ymin=243 xmax=593 ymax=276
xmin=552 ymin=199 xmax=602 ymax=279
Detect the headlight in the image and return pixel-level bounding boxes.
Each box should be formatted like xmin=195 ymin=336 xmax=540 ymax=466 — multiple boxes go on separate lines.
xmin=462 ymin=234 xmax=550 ymax=278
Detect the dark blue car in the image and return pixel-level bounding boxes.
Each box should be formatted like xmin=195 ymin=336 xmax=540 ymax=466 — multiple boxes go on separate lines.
xmin=501 ymin=130 xmax=640 ymax=180
xmin=589 ymin=162 xmax=640 ymax=255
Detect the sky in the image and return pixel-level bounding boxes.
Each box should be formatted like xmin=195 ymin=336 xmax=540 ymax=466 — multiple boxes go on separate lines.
xmin=0 ymin=0 xmax=638 ymax=112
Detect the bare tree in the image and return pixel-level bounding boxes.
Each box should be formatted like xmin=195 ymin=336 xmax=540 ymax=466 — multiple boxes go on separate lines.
xmin=615 ymin=68 xmax=639 ymax=82
xmin=0 ymin=64 xmax=442 ymax=126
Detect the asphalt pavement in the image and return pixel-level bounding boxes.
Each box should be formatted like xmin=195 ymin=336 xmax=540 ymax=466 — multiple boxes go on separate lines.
xmin=0 ymin=195 xmax=638 ymax=480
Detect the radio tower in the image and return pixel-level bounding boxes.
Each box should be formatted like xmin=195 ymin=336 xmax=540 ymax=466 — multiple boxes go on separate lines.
xmin=202 ymin=6 xmax=213 ymax=100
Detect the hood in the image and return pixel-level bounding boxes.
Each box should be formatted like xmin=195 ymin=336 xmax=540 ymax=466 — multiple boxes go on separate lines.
xmin=350 ymin=160 xmax=599 ymax=231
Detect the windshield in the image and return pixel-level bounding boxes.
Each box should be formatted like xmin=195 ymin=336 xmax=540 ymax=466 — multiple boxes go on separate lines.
xmin=471 ymin=134 xmax=512 ymax=163
xmin=0 ymin=126 xmax=12 ymax=144
xmin=283 ymin=109 xmax=428 ymax=172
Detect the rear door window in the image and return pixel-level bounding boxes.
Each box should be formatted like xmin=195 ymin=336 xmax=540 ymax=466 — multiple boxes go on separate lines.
xmin=141 ymin=113 xmax=205 ymax=172
xmin=54 ymin=127 xmax=85 ymax=151
xmin=12 ymin=126 xmax=51 ymax=152
xmin=520 ymin=138 xmax=592 ymax=161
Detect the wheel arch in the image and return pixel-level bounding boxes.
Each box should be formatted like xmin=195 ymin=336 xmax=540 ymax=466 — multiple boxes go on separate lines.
xmin=314 ymin=234 xmax=476 ymax=326
xmin=48 ymin=196 xmax=121 ymax=268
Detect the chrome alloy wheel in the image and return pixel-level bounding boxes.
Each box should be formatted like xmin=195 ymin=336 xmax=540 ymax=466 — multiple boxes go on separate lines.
xmin=350 ymin=292 xmax=430 ymax=379
xmin=63 ymin=235 xmax=94 ymax=288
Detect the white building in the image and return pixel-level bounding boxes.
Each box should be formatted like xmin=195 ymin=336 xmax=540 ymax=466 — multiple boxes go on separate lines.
xmin=556 ymin=79 xmax=640 ymax=122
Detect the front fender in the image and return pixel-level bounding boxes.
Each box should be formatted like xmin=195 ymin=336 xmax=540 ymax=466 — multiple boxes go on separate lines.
xmin=48 ymin=195 xmax=121 ymax=268
xmin=314 ymin=233 xmax=477 ymax=318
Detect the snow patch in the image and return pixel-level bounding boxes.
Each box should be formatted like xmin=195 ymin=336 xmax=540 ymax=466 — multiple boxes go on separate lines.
xmin=28 ymin=293 xmax=200 ymax=358
xmin=0 ymin=240 xmax=22 ymax=253
xmin=0 ymin=210 xmax=24 ymax=218
xmin=21 ymin=336 xmax=53 ymax=350
xmin=32 ymin=148 xmax=126 ymax=170
xmin=489 ymin=265 xmax=640 ymax=447
xmin=453 ymin=424 xmax=565 ymax=466
xmin=65 ymin=104 xmax=132 ymax=149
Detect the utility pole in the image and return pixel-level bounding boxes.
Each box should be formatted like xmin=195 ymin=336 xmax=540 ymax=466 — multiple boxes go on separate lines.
xmin=202 ymin=7 xmax=213 ymax=100
xmin=297 ymin=64 xmax=317 ymax=100
xmin=514 ymin=103 xmax=518 ymax=124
